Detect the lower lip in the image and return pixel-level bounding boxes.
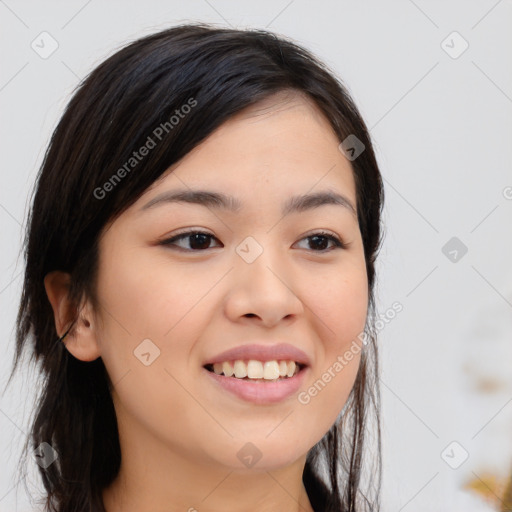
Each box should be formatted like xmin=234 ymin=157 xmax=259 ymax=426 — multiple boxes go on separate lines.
xmin=204 ymin=366 xmax=309 ymax=404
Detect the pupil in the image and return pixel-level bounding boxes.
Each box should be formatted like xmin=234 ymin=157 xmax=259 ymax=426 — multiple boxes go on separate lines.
xmin=310 ymin=235 xmax=327 ymax=250
xmin=190 ymin=233 xmax=210 ymax=250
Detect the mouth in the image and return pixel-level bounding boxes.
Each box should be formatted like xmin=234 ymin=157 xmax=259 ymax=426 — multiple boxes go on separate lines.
xmin=203 ymin=359 xmax=309 ymax=404
xmin=203 ymin=360 xmax=307 ymax=382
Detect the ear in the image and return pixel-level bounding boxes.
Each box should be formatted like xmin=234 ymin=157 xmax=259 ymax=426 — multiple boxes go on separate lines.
xmin=43 ymin=270 xmax=101 ymax=362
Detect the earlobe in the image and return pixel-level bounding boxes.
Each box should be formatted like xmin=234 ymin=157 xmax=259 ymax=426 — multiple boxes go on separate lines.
xmin=43 ymin=271 xmax=101 ymax=362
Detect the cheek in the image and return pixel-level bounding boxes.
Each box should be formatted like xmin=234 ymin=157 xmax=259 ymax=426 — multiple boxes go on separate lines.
xmin=298 ymin=260 xmax=368 ymax=427
xmin=93 ymin=253 xmax=209 ymax=451
xmin=97 ymin=246 xmax=206 ymax=342
xmin=93 ymin=246 xmax=215 ymax=407
xmin=92 ymin=248 xmax=179 ymax=388
xmin=306 ymin=260 xmax=369 ymax=346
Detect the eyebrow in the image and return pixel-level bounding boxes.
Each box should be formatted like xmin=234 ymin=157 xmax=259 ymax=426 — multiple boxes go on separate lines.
xmin=140 ymin=189 xmax=357 ymax=218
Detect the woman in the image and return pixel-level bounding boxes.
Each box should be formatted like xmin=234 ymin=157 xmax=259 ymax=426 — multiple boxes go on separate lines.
xmin=8 ymin=23 xmax=384 ymax=511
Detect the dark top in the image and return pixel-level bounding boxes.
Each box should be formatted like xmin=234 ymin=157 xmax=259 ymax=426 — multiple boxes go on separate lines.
xmin=303 ymin=463 xmax=332 ymax=512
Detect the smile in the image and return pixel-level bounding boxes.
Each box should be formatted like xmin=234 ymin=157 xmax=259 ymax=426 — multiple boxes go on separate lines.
xmin=204 ymin=359 xmax=304 ymax=381
xmin=203 ymin=361 xmax=309 ymax=404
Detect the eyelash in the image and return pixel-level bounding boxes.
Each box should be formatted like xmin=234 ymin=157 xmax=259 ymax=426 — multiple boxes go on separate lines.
xmin=159 ymin=230 xmax=348 ymax=253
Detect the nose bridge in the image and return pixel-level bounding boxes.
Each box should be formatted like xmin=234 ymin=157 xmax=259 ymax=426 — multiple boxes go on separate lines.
xmin=226 ymin=233 xmax=303 ymax=323
xmin=235 ymin=234 xmax=285 ymax=288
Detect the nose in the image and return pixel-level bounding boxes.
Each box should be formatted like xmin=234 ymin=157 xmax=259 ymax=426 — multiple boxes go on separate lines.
xmin=223 ymin=246 xmax=305 ymax=327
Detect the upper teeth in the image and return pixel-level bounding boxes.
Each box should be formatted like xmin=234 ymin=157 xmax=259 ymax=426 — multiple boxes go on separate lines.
xmin=212 ymin=360 xmax=299 ymax=379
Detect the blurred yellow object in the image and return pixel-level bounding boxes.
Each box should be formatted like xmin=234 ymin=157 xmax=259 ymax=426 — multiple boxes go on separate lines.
xmin=502 ymin=470 xmax=512 ymax=512
xmin=464 ymin=470 xmax=512 ymax=511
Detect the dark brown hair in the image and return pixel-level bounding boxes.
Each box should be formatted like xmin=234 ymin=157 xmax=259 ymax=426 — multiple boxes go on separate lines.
xmin=6 ymin=23 xmax=384 ymax=511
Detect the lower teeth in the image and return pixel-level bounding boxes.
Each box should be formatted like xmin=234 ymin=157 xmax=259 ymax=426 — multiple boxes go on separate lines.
xmin=218 ymin=374 xmax=294 ymax=381
xmin=238 ymin=376 xmax=287 ymax=381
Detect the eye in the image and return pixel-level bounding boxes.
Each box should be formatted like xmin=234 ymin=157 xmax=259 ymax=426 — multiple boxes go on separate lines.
xmin=160 ymin=230 xmax=221 ymax=251
xmin=159 ymin=229 xmax=347 ymax=253
xmin=295 ymin=231 xmax=347 ymax=252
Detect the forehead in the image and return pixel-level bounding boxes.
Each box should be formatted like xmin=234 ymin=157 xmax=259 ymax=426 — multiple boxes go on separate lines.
xmin=142 ymin=91 xmax=356 ymax=203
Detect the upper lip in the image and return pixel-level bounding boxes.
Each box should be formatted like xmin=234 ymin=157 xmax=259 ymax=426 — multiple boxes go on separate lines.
xmin=203 ymin=343 xmax=311 ymax=367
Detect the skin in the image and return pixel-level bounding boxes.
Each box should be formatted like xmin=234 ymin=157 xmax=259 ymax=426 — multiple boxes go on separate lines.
xmin=44 ymin=90 xmax=368 ymax=512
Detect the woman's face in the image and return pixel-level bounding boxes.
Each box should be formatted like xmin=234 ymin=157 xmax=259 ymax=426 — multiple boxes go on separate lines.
xmin=88 ymin=91 xmax=368 ymax=471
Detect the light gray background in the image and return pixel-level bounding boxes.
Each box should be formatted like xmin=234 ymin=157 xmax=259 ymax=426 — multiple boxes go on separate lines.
xmin=1 ymin=1 xmax=511 ymax=511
